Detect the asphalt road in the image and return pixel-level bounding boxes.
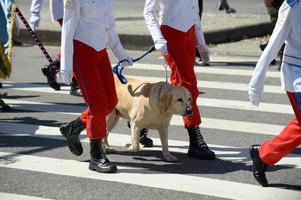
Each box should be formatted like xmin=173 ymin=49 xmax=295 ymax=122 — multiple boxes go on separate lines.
xmin=0 ymin=38 xmax=300 ymax=199
xmin=16 ymin=0 xmax=269 ymax=15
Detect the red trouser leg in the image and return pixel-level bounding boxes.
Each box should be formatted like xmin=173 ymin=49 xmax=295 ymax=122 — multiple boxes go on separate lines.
xmin=56 ymin=19 xmax=63 ymax=60
xmin=73 ymin=40 xmax=117 ymax=139
xmin=259 ymin=92 xmax=301 ymax=165
xmin=161 ymin=25 xmax=201 ymax=128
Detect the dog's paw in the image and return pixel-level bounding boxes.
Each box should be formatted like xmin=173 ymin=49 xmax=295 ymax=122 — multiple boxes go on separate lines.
xmin=125 ymin=143 xmax=139 ymax=152
xmin=163 ymin=153 xmax=178 ymax=162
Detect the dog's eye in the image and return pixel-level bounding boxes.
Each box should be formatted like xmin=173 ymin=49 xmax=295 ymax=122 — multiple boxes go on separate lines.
xmin=177 ymin=98 xmax=183 ymax=102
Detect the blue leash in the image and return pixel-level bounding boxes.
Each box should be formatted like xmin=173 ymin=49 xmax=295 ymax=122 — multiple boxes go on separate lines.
xmin=113 ymin=45 xmax=156 ymax=84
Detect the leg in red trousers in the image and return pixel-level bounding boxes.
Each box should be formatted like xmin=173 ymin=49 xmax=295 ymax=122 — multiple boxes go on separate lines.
xmin=250 ymin=92 xmax=301 ymax=187
xmin=259 ymin=92 xmax=301 ymax=165
xmin=60 ymin=40 xmax=118 ymax=173
xmin=160 ymin=25 xmax=215 ymax=160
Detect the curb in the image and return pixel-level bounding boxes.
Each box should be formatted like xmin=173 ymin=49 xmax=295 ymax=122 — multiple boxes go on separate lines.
xmin=16 ymin=22 xmax=273 ymax=50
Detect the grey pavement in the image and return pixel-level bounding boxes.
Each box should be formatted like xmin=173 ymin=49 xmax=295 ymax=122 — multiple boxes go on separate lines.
xmin=1 ymin=38 xmax=301 ymax=199
xmin=14 ymin=0 xmax=274 ymax=50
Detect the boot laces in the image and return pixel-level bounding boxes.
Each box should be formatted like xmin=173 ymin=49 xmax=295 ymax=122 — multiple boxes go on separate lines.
xmin=193 ymin=127 xmax=207 ymax=148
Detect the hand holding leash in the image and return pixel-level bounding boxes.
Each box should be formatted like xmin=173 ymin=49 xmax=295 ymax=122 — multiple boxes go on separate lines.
xmin=113 ymin=45 xmax=156 ymax=84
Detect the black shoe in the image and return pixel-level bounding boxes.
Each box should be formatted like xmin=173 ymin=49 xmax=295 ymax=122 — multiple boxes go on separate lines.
xmin=13 ymin=39 xmax=23 ymax=46
xmin=0 ymin=99 xmax=11 ymax=112
xmin=271 ymin=59 xmax=277 ymax=65
xmin=249 ymin=145 xmax=268 ymax=187
xmin=69 ymin=77 xmax=82 ymax=96
xmin=187 ymin=126 xmax=215 ymax=160
xmin=89 ymin=139 xmax=117 ymax=173
xmin=225 ymin=8 xmax=236 ymax=14
xmin=127 ymin=121 xmax=153 ymax=147
xmin=259 ymin=42 xmax=268 ymax=51
xmin=41 ymin=59 xmax=60 ymax=91
xmin=195 ymin=57 xmax=210 ymax=66
xmin=60 ymin=117 xmax=85 ymax=156
xmin=259 ymin=42 xmax=276 ymax=65
xmin=139 ymin=128 xmax=153 ymax=147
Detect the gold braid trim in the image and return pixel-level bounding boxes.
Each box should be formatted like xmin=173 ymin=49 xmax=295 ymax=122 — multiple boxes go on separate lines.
xmin=7 ymin=3 xmax=17 ymax=63
xmin=0 ymin=2 xmax=17 ymax=79
xmin=0 ymin=42 xmax=11 ymax=79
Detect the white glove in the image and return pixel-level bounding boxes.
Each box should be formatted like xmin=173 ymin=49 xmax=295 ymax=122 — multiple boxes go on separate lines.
xmin=197 ymin=46 xmax=210 ymax=65
xmin=248 ymin=89 xmax=262 ymax=106
xmin=155 ymin=39 xmax=168 ymax=56
xmin=29 ymin=22 xmax=37 ymax=31
xmin=120 ymin=55 xmax=133 ymax=68
xmin=29 ymin=13 xmax=40 ymax=31
xmin=60 ymin=70 xmax=72 ymax=85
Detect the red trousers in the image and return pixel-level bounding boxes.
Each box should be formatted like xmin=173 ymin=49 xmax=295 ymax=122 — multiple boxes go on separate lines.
xmin=161 ymin=25 xmax=201 ymax=128
xmin=259 ymin=92 xmax=301 ymax=165
xmin=73 ymin=40 xmax=118 ymax=139
xmin=56 ymin=18 xmax=63 ymax=60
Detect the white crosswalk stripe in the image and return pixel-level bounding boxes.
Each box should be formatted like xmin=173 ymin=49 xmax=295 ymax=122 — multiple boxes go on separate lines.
xmin=1 ymin=62 xmax=300 ymax=199
xmin=129 ymin=63 xmax=281 ymax=78
xmin=0 ymin=192 xmax=53 ymax=200
xmin=0 ymin=152 xmax=300 ymax=200
xmin=3 ymin=99 xmax=286 ymax=135
xmin=0 ymin=122 xmax=300 ymax=168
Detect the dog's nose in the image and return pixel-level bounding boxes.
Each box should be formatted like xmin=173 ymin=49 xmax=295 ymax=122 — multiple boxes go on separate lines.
xmin=185 ymin=107 xmax=193 ymax=115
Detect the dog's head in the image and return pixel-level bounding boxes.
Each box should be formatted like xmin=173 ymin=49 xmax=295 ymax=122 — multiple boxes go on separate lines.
xmin=160 ymin=84 xmax=192 ymax=116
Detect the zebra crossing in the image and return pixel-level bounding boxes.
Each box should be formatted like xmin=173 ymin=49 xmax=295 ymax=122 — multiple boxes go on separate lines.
xmin=0 ymin=62 xmax=300 ymax=200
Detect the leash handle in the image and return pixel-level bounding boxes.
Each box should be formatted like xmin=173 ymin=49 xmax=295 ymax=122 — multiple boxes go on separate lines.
xmin=113 ymin=45 xmax=155 ymax=84
xmin=16 ymin=7 xmax=58 ymax=71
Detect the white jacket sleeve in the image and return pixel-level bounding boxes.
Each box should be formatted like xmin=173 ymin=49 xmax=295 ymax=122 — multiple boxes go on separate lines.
xmin=248 ymin=3 xmax=292 ymax=105
xmin=107 ymin=1 xmax=129 ymax=60
xmin=143 ymin=0 xmax=164 ymax=43
xmin=61 ymin=0 xmax=80 ymax=73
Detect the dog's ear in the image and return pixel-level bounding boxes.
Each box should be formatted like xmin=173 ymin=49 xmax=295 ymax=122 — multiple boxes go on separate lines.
xmin=160 ymin=86 xmax=173 ymax=112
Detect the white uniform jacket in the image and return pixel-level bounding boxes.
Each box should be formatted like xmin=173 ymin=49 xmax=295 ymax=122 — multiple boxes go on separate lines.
xmin=50 ymin=0 xmax=64 ymax=21
xmin=249 ymin=0 xmax=301 ymax=104
xmin=143 ymin=0 xmax=207 ymax=49
xmin=61 ymin=0 xmax=128 ymax=73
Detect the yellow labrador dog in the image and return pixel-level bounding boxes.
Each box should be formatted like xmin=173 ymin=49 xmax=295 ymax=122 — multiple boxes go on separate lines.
xmin=105 ymin=76 xmax=192 ymax=162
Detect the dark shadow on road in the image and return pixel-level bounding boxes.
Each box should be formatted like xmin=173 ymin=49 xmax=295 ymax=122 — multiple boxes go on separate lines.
xmin=268 ymin=183 xmax=301 ymax=191
xmin=0 ymin=117 xmax=63 ymax=127
xmin=201 ymin=61 xmax=256 ymax=68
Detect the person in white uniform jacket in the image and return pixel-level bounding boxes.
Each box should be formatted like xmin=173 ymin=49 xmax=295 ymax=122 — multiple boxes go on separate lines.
xmin=60 ymin=0 xmax=133 ymax=174
xmin=249 ymin=0 xmax=301 ymax=187
xmin=144 ymin=0 xmax=215 ymax=160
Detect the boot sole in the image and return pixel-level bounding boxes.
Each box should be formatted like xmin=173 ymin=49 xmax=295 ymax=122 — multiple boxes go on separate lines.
xmin=89 ymin=163 xmax=117 ymax=173
xmin=188 ymin=151 xmax=215 ymax=160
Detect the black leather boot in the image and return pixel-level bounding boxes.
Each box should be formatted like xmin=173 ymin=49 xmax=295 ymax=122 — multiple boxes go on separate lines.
xmin=60 ymin=117 xmax=85 ymax=156
xmin=41 ymin=59 xmax=60 ymax=90
xmin=0 ymin=98 xmax=11 ymax=112
xmin=127 ymin=121 xmax=153 ymax=147
xmin=187 ymin=126 xmax=215 ymax=160
xmin=89 ymin=139 xmax=117 ymax=173
xmin=139 ymin=128 xmax=153 ymax=147
xmin=249 ymin=145 xmax=268 ymax=187
xmin=69 ymin=77 xmax=82 ymax=96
